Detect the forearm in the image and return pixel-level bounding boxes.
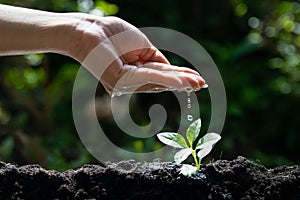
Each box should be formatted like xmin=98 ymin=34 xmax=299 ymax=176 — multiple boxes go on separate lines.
xmin=0 ymin=4 xmax=81 ymax=56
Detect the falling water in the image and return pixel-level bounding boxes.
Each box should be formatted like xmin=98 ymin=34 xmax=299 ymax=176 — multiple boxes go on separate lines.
xmin=185 ymin=87 xmax=193 ymax=121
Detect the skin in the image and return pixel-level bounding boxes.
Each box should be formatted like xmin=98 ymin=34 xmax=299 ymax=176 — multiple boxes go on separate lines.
xmin=0 ymin=4 xmax=206 ymax=94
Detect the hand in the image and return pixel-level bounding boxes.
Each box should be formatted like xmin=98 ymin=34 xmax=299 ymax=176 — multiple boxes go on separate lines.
xmin=70 ymin=15 xmax=207 ymax=95
xmin=0 ymin=4 xmax=206 ymax=95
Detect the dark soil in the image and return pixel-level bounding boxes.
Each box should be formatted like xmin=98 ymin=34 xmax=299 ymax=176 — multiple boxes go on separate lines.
xmin=0 ymin=156 xmax=299 ymax=200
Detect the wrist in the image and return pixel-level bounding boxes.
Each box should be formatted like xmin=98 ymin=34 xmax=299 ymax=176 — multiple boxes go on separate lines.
xmin=59 ymin=13 xmax=106 ymax=63
xmin=44 ymin=13 xmax=86 ymax=58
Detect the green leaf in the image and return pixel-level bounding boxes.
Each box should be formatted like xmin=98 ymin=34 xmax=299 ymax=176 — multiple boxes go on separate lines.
xmin=186 ymin=118 xmax=201 ymax=147
xmin=157 ymin=132 xmax=188 ymax=148
xmin=174 ymin=148 xmax=193 ymax=164
xmin=180 ymin=164 xmax=198 ymax=177
xmin=197 ymin=143 xmax=213 ymax=159
xmin=196 ymin=133 xmax=221 ymax=150
xmin=196 ymin=133 xmax=221 ymax=159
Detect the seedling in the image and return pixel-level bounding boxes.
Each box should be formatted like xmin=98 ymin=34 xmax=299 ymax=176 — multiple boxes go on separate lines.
xmin=157 ymin=118 xmax=221 ymax=176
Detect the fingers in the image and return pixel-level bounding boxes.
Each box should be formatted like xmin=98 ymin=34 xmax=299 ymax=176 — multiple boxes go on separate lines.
xmin=139 ymin=47 xmax=170 ymax=65
xmin=116 ymin=67 xmax=184 ymax=90
xmin=143 ymin=62 xmax=201 ymax=76
xmin=143 ymin=62 xmax=207 ymax=89
xmin=112 ymin=64 xmax=207 ymax=94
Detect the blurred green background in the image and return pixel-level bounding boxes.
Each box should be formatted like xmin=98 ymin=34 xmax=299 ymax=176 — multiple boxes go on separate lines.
xmin=0 ymin=0 xmax=299 ymax=171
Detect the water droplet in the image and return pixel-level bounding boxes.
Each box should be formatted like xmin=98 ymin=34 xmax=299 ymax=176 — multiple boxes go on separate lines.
xmin=187 ymin=115 xmax=193 ymax=121
xmin=151 ymin=87 xmax=162 ymax=92
xmin=111 ymin=91 xmax=122 ymax=98
xmin=187 ymin=98 xmax=191 ymax=104
xmin=187 ymin=104 xmax=191 ymax=109
xmin=185 ymin=87 xmax=193 ymax=93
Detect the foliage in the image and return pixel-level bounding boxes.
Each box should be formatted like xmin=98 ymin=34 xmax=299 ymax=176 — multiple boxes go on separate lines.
xmin=157 ymin=119 xmax=221 ymax=176
xmin=246 ymin=1 xmax=300 ymax=95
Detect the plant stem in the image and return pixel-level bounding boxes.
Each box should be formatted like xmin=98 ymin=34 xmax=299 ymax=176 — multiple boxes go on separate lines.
xmin=192 ymin=150 xmax=200 ymax=169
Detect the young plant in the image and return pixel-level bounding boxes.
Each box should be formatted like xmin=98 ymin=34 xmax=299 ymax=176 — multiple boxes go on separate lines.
xmin=157 ymin=118 xmax=221 ymax=176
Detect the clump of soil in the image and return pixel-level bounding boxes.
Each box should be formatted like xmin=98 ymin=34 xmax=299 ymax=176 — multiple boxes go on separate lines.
xmin=0 ymin=156 xmax=299 ymax=200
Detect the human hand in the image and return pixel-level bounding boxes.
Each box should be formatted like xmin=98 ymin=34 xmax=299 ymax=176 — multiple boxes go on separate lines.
xmin=70 ymin=15 xmax=207 ymax=95
xmin=0 ymin=5 xmax=206 ymax=95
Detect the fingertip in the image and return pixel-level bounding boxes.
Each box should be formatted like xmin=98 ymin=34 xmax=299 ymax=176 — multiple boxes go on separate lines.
xmin=156 ymin=50 xmax=170 ymax=65
xmin=151 ymin=50 xmax=170 ymax=65
xmin=183 ymin=74 xmax=207 ymax=91
xmin=202 ymin=84 xmax=208 ymax=88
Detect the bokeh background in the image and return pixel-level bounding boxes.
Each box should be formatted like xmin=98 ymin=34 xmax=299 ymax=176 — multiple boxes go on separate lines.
xmin=0 ymin=0 xmax=299 ymax=171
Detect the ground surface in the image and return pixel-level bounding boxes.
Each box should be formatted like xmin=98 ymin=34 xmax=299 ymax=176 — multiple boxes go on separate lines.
xmin=0 ymin=156 xmax=299 ymax=200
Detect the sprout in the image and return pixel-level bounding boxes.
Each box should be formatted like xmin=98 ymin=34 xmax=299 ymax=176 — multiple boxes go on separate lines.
xmin=157 ymin=118 xmax=221 ymax=176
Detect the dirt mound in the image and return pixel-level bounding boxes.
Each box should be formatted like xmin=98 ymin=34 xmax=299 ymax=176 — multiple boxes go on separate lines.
xmin=0 ymin=156 xmax=299 ymax=200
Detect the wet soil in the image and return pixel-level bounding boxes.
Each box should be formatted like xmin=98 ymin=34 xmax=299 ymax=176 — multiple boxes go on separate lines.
xmin=0 ymin=156 xmax=299 ymax=200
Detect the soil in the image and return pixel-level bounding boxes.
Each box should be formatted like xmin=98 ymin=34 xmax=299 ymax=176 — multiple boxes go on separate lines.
xmin=0 ymin=156 xmax=299 ymax=200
